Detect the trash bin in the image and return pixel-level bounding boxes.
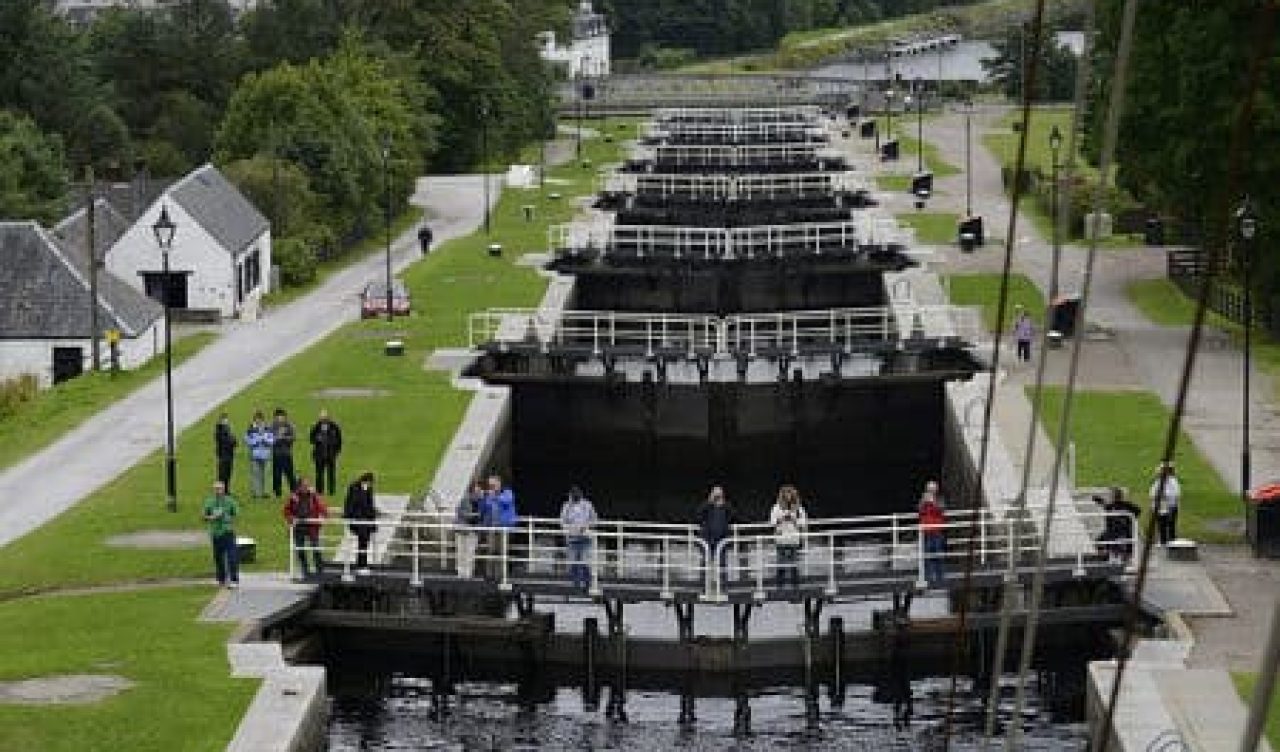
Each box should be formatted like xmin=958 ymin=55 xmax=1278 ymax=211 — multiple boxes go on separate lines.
xmin=880 ymin=139 xmax=899 ymax=161
xmin=860 ymin=119 xmax=877 ymax=139
xmin=1247 ymin=484 xmax=1280 ymax=558
xmin=957 ymin=216 xmax=984 ymax=249
xmin=910 ymin=171 xmax=933 ymax=200
xmin=1050 ymin=295 xmax=1081 ymax=337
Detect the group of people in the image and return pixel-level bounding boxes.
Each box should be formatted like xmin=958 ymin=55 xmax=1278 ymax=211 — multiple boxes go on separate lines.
xmin=453 ymin=475 xmax=520 ymax=579
xmin=215 ymin=408 xmax=344 ymax=500
xmin=201 ymin=405 xmax=386 ymax=588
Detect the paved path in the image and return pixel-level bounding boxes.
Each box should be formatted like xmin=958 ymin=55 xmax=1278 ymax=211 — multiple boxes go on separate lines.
xmin=0 ymin=175 xmax=496 ymax=548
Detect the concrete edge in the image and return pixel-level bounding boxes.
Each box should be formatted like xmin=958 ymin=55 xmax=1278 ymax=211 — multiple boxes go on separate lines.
xmin=225 ymin=665 xmax=326 ymax=752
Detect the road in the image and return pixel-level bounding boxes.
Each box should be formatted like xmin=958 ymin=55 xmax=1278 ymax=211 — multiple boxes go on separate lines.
xmin=0 ymin=175 xmax=494 ymax=547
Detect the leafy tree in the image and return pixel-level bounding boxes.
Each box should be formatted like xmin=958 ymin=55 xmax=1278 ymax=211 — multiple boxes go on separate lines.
xmin=223 ymin=156 xmax=318 ymax=239
xmin=981 ymin=24 xmax=1079 ymax=102
xmin=0 ymin=111 xmax=68 ymax=223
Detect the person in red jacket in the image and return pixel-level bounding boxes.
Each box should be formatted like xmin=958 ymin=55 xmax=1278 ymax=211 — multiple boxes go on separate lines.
xmin=918 ymin=490 xmax=947 ymax=587
xmin=283 ymin=478 xmax=329 ymax=577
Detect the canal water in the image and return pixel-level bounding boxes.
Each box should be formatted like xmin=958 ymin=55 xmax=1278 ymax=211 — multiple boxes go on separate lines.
xmin=327 ymin=673 xmax=1087 ymax=750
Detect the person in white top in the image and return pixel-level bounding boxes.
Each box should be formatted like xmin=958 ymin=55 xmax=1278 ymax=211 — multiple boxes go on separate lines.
xmin=1148 ymin=461 xmax=1181 ymax=545
xmin=770 ymin=485 xmax=808 ymax=589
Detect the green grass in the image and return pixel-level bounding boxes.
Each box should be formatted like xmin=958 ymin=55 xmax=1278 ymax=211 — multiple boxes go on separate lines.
xmin=871 ymin=115 xmax=960 ymax=178
xmin=0 ymin=332 xmax=216 ymax=473
xmin=0 ymin=587 xmax=256 ymax=752
xmin=946 ymin=273 xmax=1046 ymax=332
xmin=1126 ymin=278 xmax=1235 ymax=329
xmin=1233 ymin=673 xmax=1280 ymax=749
xmin=875 ymin=174 xmax=913 ymax=192
xmin=983 ymin=106 xmax=1093 ymax=178
xmin=1032 ymin=387 xmax=1239 ymax=543
xmin=262 ymin=206 xmax=427 ymax=308
xmin=0 ymin=120 xmax=632 ymax=600
xmin=897 ymin=212 xmax=960 ymax=245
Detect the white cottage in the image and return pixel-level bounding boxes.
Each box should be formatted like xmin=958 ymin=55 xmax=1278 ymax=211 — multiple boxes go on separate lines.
xmin=108 ymin=164 xmax=271 ymax=320
xmin=0 ymin=221 xmax=165 ymax=386
xmin=539 ymin=1 xmax=611 ymax=78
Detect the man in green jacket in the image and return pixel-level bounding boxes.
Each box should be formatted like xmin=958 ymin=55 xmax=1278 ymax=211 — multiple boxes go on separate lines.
xmin=202 ymin=481 xmax=240 ymax=588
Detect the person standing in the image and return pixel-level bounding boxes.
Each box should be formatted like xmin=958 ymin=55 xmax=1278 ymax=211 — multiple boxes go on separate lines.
xmin=770 ymin=485 xmax=808 ymax=589
xmin=454 ymin=480 xmax=487 ymax=577
xmin=271 ymin=408 xmax=298 ymax=499
xmin=244 ymin=411 xmax=273 ymax=499
xmin=309 ymin=409 xmax=344 ymax=496
xmin=485 ymin=475 xmax=519 ymax=574
xmin=283 ymin=478 xmax=328 ymax=577
xmin=560 ymin=486 xmax=598 ymax=590
xmin=214 ymin=413 xmax=237 ymax=490
xmin=1012 ymin=306 xmax=1035 ymax=363
xmin=343 ymin=472 xmax=376 ymax=574
xmin=696 ymin=486 xmax=736 ymax=580
xmin=1149 ymin=462 xmax=1181 ymax=545
xmin=201 ymin=481 xmax=239 ymax=589
xmin=918 ymin=489 xmax=947 ymax=587
xmin=1099 ymin=486 xmax=1142 ymax=563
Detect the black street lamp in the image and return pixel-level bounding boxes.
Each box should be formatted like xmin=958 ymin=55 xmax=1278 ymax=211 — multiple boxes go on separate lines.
xmin=480 ymin=100 xmax=491 ymax=236
xmin=1238 ymin=197 xmax=1258 ymax=508
xmin=964 ymin=96 xmax=974 ymax=217
xmin=381 ymin=134 xmax=393 ymax=323
xmin=1048 ymin=124 xmax=1064 ymax=297
xmin=152 ymin=205 xmax=178 ymax=513
xmin=914 ymin=77 xmax=925 ymax=173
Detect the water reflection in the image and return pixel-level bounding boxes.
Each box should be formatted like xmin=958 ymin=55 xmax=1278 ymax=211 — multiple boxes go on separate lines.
xmin=328 ymin=674 xmax=1086 ymax=751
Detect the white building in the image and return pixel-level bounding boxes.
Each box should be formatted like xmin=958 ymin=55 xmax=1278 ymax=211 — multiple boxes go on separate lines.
xmin=538 ymin=0 xmax=611 ymax=78
xmin=107 ymin=164 xmax=272 ymax=320
xmin=0 ymin=221 xmax=166 ymax=387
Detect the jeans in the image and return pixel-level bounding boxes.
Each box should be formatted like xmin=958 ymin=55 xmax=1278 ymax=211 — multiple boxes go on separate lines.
xmin=1157 ymin=509 xmax=1178 ymax=544
xmin=353 ymin=528 xmax=373 ymax=569
xmin=211 ymin=531 xmax=239 ymax=585
xmin=272 ymin=454 xmax=297 ymax=497
xmin=313 ymin=456 xmax=337 ymax=495
xmin=1016 ymin=339 xmax=1032 ymax=362
xmin=216 ymin=456 xmax=233 ymax=489
xmin=292 ymin=524 xmax=322 ymax=576
xmin=776 ymin=544 xmax=800 ymax=588
xmin=567 ymin=537 xmax=592 ymax=589
xmin=249 ymin=459 xmax=267 ymax=497
xmin=923 ymin=533 xmax=946 ymax=585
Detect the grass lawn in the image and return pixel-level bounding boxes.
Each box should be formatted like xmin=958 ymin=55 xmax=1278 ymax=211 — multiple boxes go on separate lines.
xmin=869 ymin=116 xmax=959 ymax=178
xmin=262 ymin=206 xmax=426 ymax=308
xmin=897 ymin=212 xmax=960 ymax=245
xmin=1032 ymin=387 xmax=1239 ymax=543
xmin=946 ymin=272 xmax=1046 ymax=332
xmin=0 ymin=120 xmax=631 ymax=600
xmin=875 ymin=174 xmax=913 ymax=192
xmin=1233 ymin=673 xmax=1280 ymax=749
xmin=984 ymin=106 xmax=1093 ymax=178
xmin=0 ymin=587 xmax=256 ymax=752
xmin=0 ymin=332 xmax=216 ymax=473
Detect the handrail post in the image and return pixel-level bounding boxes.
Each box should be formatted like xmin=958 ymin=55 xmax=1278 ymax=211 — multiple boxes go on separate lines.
xmin=615 ymin=522 xmax=625 ymax=579
xmin=1005 ymin=515 xmax=1016 ymax=582
xmin=341 ymin=521 xmax=353 ymax=582
xmin=288 ymin=521 xmax=296 ymax=580
xmin=439 ymin=517 xmax=449 ymax=569
xmin=980 ymin=511 xmax=988 ymax=565
xmin=915 ymin=521 xmax=928 ymax=590
xmin=590 ymin=530 xmax=602 ymax=597
xmin=500 ymin=530 xmax=512 ymax=591
xmin=661 ymin=537 xmax=672 ymax=599
xmin=827 ymin=533 xmax=837 ymax=596
xmin=527 ymin=519 xmax=535 ymax=575
xmin=754 ymin=539 xmax=766 ymax=601
xmin=411 ymin=522 xmax=422 ymax=587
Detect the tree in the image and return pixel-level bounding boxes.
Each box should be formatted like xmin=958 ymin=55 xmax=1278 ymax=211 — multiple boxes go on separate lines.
xmin=0 ymin=111 xmax=68 ymax=223
xmin=981 ymin=24 xmax=1080 ymax=102
xmin=222 ymin=156 xmax=318 ymax=239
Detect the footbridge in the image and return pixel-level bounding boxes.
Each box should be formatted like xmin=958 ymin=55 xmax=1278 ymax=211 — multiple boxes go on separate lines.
xmin=293 ymin=504 xmax=1133 ymax=605
xmin=556 ymin=74 xmax=866 ymax=114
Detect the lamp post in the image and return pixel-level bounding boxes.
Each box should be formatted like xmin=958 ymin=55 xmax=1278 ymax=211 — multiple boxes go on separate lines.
xmin=1238 ymin=197 xmax=1258 ymax=508
xmin=381 ymin=134 xmax=393 ymax=323
xmin=914 ymin=77 xmax=925 ymax=173
xmin=1048 ymin=124 xmax=1064 ymax=297
xmin=480 ymin=100 xmax=491 ymax=236
xmin=964 ymin=96 xmax=974 ymax=217
xmin=152 ymin=206 xmax=178 ymax=512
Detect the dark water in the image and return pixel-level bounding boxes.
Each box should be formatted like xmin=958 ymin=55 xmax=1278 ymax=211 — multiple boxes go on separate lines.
xmin=328 ymin=675 xmax=1086 ymax=750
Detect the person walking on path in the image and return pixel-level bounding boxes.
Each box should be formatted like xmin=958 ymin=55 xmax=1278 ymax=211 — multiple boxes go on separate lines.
xmin=244 ymin=411 xmax=273 ymax=499
xmin=201 ymin=480 xmax=239 ymax=588
xmin=918 ymin=488 xmax=947 ymax=587
xmin=1012 ymin=306 xmax=1035 ymax=364
xmin=283 ymin=478 xmax=328 ymax=577
xmin=697 ymin=486 xmax=737 ymax=581
xmin=770 ymin=485 xmax=808 ymax=589
xmin=1149 ymin=461 xmax=1182 ymax=545
xmin=559 ymin=486 xmax=598 ymax=590
xmin=214 ymin=413 xmax=237 ymax=490
xmin=309 ymin=409 xmax=343 ymax=496
xmin=271 ymin=408 xmax=298 ymax=499
xmin=343 ymin=472 xmax=376 ymax=574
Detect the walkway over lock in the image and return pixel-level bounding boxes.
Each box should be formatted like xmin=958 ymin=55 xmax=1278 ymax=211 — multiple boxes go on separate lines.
xmin=652 ymin=106 xmax=825 ymax=125
xmin=294 ymin=505 xmax=1134 ymax=604
xmin=600 ymin=171 xmax=871 ymax=203
xmin=642 ymin=121 xmax=830 ymax=146
xmin=467 ymin=305 xmax=985 ymax=359
xmin=626 ymin=142 xmax=848 ymax=172
xmin=549 ymin=218 xmax=906 ymax=261
xmin=557 ymin=75 xmax=864 ymax=112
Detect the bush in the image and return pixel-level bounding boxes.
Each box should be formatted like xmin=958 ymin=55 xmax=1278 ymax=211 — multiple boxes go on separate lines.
xmin=274 ymin=237 xmax=317 ymax=287
xmin=0 ymin=374 xmax=39 ymax=420
xmin=299 ymin=224 xmax=339 ymax=262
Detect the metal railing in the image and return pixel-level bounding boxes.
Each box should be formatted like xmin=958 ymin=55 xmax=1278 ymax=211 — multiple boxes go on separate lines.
xmin=642 ymin=121 xmax=829 ymax=144
xmin=467 ymin=305 xmax=987 ymax=354
xmin=632 ymin=142 xmax=845 ymax=169
xmin=652 ymin=105 xmax=824 ymax=125
xmin=287 ymin=505 xmax=1138 ymax=602
xmin=549 ymin=219 xmax=895 ymax=261
xmin=600 ymin=171 xmax=869 ymax=201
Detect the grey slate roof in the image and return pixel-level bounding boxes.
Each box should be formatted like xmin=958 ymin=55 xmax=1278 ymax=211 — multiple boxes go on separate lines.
xmin=51 ymin=198 xmax=131 ymax=266
xmin=167 ymin=164 xmax=269 ymax=256
xmin=0 ymin=221 xmax=162 ymax=339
